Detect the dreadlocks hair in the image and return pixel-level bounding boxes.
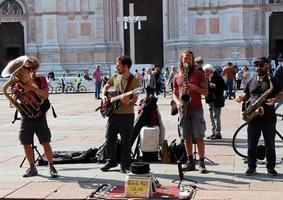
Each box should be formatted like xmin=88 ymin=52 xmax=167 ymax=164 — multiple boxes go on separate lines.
xmin=179 ymin=49 xmax=195 ymax=73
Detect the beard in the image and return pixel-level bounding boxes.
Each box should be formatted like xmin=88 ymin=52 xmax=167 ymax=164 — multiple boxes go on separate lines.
xmin=257 ymin=70 xmax=266 ymax=76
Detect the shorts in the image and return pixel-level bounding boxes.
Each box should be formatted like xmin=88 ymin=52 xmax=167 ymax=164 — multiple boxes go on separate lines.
xmin=19 ymin=115 xmax=51 ymax=145
xmin=179 ymin=108 xmax=206 ymax=139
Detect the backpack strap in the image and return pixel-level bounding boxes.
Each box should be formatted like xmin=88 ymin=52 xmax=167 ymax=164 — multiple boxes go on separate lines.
xmin=51 ymin=105 xmax=57 ymax=118
xmin=12 ymin=110 xmax=21 ymax=124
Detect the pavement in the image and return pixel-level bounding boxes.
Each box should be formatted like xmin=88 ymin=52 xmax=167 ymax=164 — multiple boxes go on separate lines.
xmin=0 ymin=91 xmax=283 ymax=199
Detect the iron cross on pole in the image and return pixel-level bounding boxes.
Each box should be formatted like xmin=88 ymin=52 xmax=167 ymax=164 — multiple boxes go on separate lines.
xmin=117 ymin=3 xmax=147 ymax=64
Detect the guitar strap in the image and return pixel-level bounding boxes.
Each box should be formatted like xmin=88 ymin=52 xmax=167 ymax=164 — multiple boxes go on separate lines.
xmin=123 ymin=74 xmax=134 ymax=93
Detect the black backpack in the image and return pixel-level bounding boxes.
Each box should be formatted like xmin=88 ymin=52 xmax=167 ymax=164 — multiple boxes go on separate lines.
xmin=95 ymin=140 xmax=121 ymax=163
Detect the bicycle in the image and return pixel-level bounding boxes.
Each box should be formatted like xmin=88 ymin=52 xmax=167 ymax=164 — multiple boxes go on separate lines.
xmin=232 ymin=114 xmax=283 ymax=159
xmin=55 ymin=82 xmax=64 ymax=94
xmin=65 ymin=82 xmax=76 ymax=93
xmin=77 ymin=84 xmax=87 ymax=93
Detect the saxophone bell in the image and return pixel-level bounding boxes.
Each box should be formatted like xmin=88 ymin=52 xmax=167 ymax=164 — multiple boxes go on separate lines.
xmin=256 ymin=106 xmax=264 ymax=116
xmin=181 ymin=93 xmax=191 ymax=102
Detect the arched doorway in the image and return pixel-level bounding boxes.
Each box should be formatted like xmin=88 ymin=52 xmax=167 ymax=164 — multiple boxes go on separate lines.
xmin=0 ymin=0 xmax=25 ymax=73
xmin=269 ymin=12 xmax=283 ymax=64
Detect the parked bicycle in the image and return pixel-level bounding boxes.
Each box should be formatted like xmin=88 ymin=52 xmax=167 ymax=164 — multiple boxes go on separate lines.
xmin=76 ymin=84 xmax=87 ymax=93
xmin=55 ymin=82 xmax=65 ymax=93
xmin=65 ymin=82 xmax=76 ymax=93
xmin=232 ymin=114 xmax=283 ymax=159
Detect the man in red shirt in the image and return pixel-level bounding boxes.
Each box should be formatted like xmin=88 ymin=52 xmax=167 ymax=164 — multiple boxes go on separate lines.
xmin=223 ymin=62 xmax=236 ymax=99
xmin=172 ymin=50 xmax=208 ymax=173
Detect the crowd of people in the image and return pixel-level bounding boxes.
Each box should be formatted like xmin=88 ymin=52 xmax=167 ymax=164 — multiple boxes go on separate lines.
xmin=2 ymin=49 xmax=283 ymax=179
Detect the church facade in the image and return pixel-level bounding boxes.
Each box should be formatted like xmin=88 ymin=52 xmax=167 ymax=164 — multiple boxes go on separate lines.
xmin=0 ymin=0 xmax=283 ymax=75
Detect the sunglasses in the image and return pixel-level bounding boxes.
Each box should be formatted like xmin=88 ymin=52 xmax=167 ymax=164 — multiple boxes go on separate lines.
xmin=254 ymin=64 xmax=264 ymax=68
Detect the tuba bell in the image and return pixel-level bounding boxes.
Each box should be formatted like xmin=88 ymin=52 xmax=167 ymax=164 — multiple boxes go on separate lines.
xmin=1 ymin=56 xmax=44 ymax=118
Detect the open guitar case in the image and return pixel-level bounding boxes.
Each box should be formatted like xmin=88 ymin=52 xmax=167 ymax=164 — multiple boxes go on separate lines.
xmin=131 ymin=92 xmax=159 ymax=160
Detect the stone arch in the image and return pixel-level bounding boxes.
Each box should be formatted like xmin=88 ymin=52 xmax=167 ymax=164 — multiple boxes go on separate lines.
xmin=0 ymin=0 xmax=26 ymax=15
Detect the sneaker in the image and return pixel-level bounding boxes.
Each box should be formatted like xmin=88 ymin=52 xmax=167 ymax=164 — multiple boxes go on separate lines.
xmin=50 ymin=166 xmax=58 ymax=178
xmin=120 ymin=166 xmax=130 ymax=174
xmin=210 ymin=134 xmax=222 ymax=139
xmin=267 ymin=168 xmax=278 ymax=176
xmin=199 ymin=163 xmax=208 ymax=174
xmin=100 ymin=161 xmax=118 ymax=172
xmin=206 ymin=134 xmax=215 ymax=139
xmin=245 ymin=168 xmax=256 ymax=176
xmin=182 ymin=162 xmax=196 ymax=172
xmin=23 ymin=167 xmax=38 ymax=177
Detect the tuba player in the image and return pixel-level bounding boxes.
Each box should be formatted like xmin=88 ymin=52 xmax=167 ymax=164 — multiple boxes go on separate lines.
xmin=3 ymin=56 xmax=58 ymax=178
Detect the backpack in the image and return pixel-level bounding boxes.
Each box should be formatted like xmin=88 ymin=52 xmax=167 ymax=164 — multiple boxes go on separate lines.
xmin=95 ymin=140 xmax=121 ymax=163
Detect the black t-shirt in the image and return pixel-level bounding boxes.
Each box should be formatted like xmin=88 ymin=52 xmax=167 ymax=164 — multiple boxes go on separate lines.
xmin=244 ymin=74 xmax=282 ymax=120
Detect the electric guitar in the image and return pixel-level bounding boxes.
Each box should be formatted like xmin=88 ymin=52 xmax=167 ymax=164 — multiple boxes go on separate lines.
xmin=95 ymin=87 xmax=143 ymax=118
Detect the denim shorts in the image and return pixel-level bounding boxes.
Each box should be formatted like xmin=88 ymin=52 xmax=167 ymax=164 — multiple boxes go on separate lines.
xmin=19 ymin=115 xmax=51 ymax=145
xmin=179 ymin=108 xmax=206 ymax=139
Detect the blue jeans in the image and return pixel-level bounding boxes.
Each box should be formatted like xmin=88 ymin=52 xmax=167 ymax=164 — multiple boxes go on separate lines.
xmin=225 ymin=78 xmax=234 ymax=99
xmin=95 ymin=81 xmax=102 ymax=98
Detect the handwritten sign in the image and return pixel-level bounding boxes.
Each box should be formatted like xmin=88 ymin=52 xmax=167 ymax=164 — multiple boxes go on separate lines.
xmin=125 ymin=178 xmax=151 ymax=198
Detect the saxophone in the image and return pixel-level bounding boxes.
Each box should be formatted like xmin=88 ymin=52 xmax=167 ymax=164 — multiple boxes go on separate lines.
xmin=242 ymin=73 xmax=273 ymax=123
xmin=179 ymin=63 xmax=191 ymax=121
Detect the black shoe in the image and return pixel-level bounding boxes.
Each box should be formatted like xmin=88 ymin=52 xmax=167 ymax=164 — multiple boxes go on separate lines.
xmin=50 ymin=166 xmax=58 ymax=178
xmin=206 ymin=133 xmax=215 ymax=139
xmin=23 ymin=167 xmax=38 ymax=177
xmin=210 ymin=134 xmax=222 ymax=139
xmin=100 ymin=161 xmax=118 ymax=172
xmin=245 ymin=168 xmax=256 ymax=176
xmin=182 ymin=161 xmax=196 ymax=172
xmin=267 ymin=168 xmax=278 ymax=176
xmin=120 ymin=165 xmax=130 ymax=174
xmin=199 ymin=163 xmax=208 ymax=174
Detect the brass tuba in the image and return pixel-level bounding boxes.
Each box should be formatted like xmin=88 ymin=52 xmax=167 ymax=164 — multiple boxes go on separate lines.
xmin=1 ymin=56 xmax=44 ymax=118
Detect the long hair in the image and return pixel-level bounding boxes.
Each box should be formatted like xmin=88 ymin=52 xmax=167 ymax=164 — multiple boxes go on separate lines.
xmin=179 ymin=49 xmax=195 ymax=74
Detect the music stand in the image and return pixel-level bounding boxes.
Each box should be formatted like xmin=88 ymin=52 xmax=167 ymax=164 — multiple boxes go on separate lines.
xmin=193 ymin=142 xmax=215 ymax=164
xmin=172 ymin=160 xmax=197 ymax=188
xmin=192 ymin=142 xmax=215 ymax=164
xmin=20 ymin=141 xmax=44 ymax=168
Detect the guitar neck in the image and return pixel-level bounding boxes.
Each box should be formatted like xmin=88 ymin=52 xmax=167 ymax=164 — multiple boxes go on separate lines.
xmin=110 ymin=90 xmax=134 ymax=102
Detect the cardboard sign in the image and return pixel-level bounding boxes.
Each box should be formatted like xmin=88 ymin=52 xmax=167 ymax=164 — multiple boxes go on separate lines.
xmin=125 ymin=179 xmax=151 ymax=198
xmin=124 ymin=173 xmax=154 ymax=198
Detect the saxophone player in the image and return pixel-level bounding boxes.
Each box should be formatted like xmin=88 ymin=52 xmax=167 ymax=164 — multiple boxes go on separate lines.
xmin=172 ymin=50 xmax=208 ymax=173
xmin=236 ymin=57 xmax=282 ymax=176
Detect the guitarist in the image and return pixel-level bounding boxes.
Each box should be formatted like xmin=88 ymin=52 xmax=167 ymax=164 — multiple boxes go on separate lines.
xmin=100 ymin=55 xmax=140 ymax=173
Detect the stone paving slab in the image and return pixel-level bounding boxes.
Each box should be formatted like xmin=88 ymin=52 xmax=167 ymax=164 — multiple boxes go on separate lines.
xmin=46 ymin=182 xmax=99 ymax=199
xmin=194 ymin=190 xmax=283 ymax=200
xmin=5 ymin=182 xmax=64 ymax=199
